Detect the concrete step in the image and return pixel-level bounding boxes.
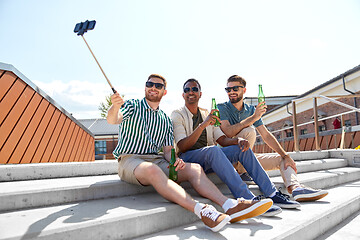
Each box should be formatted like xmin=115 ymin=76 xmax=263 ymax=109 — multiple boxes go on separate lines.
xmin=1 ymin=163 xmax=359 ymax=214
xmin=134 ymin=180 xmax=360 ymax=240
xmin=0 ymin=171 xmax=226 ymax=213
xmin=317 ymin=210 xmax=360 ymax=240
xmin=270 ymin=167 xmax=360 ymax=191
xmin=267 ymin=158 xmax=348 ymax=177
xmin=0 ymin=185 xmax=228 ymax=240
xmin=0 ymin=160 xmax=118 ymax=182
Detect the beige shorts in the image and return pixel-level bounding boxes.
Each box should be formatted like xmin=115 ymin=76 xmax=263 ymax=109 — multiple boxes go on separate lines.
xmin=118 ymin=154 xmax=169 ymax=186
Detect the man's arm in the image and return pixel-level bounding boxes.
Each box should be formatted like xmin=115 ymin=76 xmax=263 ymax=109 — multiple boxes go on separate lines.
xmin=256 ymin=125 xmax=297 ymax=172
xmin=216 ymin=136 xmax=250 ymax=152
xmin=176 ymin=109 xmax=219 ymax=153
xmin=221 ymin=118 xmax=254 ymax=138
xmin=107 ymin=93 xmax=124 ymax=125
xmin=220 ymin=102 xmax=266 ymax=138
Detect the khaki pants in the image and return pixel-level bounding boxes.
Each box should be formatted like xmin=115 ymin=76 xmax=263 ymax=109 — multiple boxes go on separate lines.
xmin=233 ymin=127 xmax=300 ymax=188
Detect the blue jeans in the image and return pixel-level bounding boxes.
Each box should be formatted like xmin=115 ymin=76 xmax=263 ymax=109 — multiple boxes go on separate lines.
xmin=179 ymin=145 xmax=276 ymax=199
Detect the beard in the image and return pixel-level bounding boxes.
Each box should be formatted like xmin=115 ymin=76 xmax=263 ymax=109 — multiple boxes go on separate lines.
xmin=230 ymin=95 xmax=242 ymax=103
xmin=145 ymin=92 xmax=163 ymax=103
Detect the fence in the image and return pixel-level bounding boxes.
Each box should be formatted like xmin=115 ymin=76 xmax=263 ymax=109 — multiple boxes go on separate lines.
xmin=254 ymin=94 xmax=360 ymax=153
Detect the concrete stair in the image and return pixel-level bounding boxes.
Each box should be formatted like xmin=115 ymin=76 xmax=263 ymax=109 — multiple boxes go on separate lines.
xmin=0 ymin=150 xmax=359 ymax=240
xmin=133 ymin=180 xmax=360 ymax=240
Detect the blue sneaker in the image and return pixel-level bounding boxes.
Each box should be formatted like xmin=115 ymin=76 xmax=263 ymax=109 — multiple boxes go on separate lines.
xmin=262 ymin=204 xmax=282 ymax=217
xmin=253 ymin=195 xmax=282 ymax=217
xmin=240 ymin=172 xmax=255 ymax=185
xmin=270 ymin=191 xmax=300 ymax=209
xmin=292 ymin=186 xmax=328 ymax=202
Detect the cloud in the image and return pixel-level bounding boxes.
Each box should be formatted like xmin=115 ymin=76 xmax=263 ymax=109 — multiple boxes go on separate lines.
xmin=33 ymin=80 xmax=143 ymax=119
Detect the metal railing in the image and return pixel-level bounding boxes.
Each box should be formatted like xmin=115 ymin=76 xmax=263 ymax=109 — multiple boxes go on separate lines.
xmin=255 ymin=94 xmax=360 ymax=152
xmin=291 ymin=94 xmax=360 ymax=151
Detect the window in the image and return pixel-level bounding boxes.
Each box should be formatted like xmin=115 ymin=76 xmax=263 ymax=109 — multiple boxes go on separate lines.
xmin=300 ymin=129 xmax=308 ymax=135
xmin=286 ymin=131 xmax=293 ymax=137
xmin=345 ymin=120 xmax=351 ymax=127
xmin=95 ymin=140 xmax=107 ymax=155
xmin=319 ymin=125 xmax=326 ymax=132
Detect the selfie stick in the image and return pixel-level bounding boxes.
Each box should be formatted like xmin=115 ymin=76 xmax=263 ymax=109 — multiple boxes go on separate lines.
xmin=74 ymin=20 xmax=117 ymax=94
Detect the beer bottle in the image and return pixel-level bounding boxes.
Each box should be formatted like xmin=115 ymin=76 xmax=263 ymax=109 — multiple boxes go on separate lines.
xmin=169 ymin=148 xmax=178 ymax=181
xmin=258 ymin=84 xmax=265 ymax=105
xmin=211 ymin=98 xmax=221 ymax=127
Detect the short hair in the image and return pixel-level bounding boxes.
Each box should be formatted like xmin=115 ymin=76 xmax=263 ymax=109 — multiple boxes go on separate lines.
xmin=227 ymin=75 xmax=246 ymax=87
xmin=183 ymin=78 xmax=201 ymax=90
xmin=148 ymin=74 xmax=167 ymax=88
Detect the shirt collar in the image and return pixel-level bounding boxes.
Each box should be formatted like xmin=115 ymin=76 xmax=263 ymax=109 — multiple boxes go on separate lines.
xmin=226 ymin=100 xmax=246 ymax=113
xmin=184 ymin=105 xmax=195 ymax=117
xmin=142 ymin=97 xmax=160 ymax=112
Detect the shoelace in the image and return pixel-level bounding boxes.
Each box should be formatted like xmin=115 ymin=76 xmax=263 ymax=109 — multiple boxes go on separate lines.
xmin=277 ymin=188 xmax=291 ymax=200
xmin=201 ymin=205 xmax=220 ymax=221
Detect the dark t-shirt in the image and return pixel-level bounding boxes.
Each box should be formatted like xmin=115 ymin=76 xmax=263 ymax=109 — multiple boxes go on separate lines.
xmin=189 ymin=109 xmax=208 ymax=151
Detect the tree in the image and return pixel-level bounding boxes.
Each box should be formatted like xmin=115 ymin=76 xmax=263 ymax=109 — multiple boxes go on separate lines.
xmin=99 ymin=94 xmax=125 ymax=118
xmin=98 ymin=94 xmax=113 ymax=118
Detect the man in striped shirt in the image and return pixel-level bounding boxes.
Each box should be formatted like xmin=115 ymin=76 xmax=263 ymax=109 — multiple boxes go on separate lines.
xmin=107 ymin=74 xmax=272 ymax=232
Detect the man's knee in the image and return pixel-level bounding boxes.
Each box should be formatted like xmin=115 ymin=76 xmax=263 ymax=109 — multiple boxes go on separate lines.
xmin=135 ymin=163 xmax=164 ymax=183
xmin=183 ymin=162 xmax=203 ymax=175
xmin=179 ymin=162 xmax=204 ymax=181
xmin=236 ymin=126 xmax=256 ymax=148
xmin=198 ymin=146 xmax=224 ymax=162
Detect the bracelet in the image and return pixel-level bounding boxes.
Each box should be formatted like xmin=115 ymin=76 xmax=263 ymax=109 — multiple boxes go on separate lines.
xmin=281 ymin=154 xmax=289 ymax=159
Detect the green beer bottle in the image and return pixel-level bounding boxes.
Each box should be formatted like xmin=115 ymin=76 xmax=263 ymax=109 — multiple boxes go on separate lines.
xmin=169 ymin=148 xmax=178 ymax=182
xmin=211 ymin=98 xmax=221 ymax=127
xmin=258 ymin=84 xmax=265 ymax=105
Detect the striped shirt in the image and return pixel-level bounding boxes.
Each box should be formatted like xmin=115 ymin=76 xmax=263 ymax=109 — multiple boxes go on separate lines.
xmin=113 ymin=98 xmax=174 ymax=159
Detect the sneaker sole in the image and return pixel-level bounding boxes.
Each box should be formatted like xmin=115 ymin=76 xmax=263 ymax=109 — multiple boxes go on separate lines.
xmin=294 ymin=192 xmax=328 ymax=202
xmin=261 ymin=207 xmax=282 ymax=217
xmin=275 ymin=202 xmax=301 ymax=209
xmin=206 ymin=215 xmax=231 ymax=232
xmin=229 ymin=199 xmax=272 ymax=223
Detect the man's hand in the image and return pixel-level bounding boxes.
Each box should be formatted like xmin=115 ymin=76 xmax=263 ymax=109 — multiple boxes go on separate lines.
xmin=202 ymin=109 xmax=221 ymax=128
xmin=107 ymin=92 xmax=124 ymax=124
xmin=237 ymin=138 xmax=250 ymax=152
xmin=110 ymin=92 xmax=124 ymax=109
xmin=253 ymin=102 xmax=267 ymax=121
xmin=170 ymin=158 xmax=186 ymax=171
xmin=283 ymin=155 xmax=297 ymax=173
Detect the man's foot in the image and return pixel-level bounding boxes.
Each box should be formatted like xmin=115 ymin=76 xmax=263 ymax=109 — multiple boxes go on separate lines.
xmin=240 ymin=172 xmax=255 ymax=184
xmin=225 ymin=198 xmax=273 ymax=223
xmin=292 ymin=186 xmax=328 ymax=202
xmin=270 ymin=191 xmax=301 ymax=209
xmin=200 ymin=205 xmax=231 ymax=232
xmin=253 ymin=195 xmax=282 ymax=217
xmin=262 ymin=204 xmax=282 ymax=217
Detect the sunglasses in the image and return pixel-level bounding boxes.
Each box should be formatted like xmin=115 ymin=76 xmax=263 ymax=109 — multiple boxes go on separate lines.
xmin=183 ymin=87 xmax=199 ymax=93
xmin=225 ymin=86 xmax=244 ymax=93
xmin=145 ymin=81 xmax=165 ymax=90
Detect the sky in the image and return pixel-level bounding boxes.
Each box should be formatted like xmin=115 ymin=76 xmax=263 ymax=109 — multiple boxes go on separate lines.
xmin=1 ymin=0 xmax=360 ymax=119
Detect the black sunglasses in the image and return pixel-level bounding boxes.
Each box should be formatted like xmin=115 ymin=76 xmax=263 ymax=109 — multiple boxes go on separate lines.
xmin=146 ymin=81 xmax=165 ymax=90
xmin=225 ymin=86 xmax=244 ymax=93
xmin=183 ymin=87 xmax=199 ymax=93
